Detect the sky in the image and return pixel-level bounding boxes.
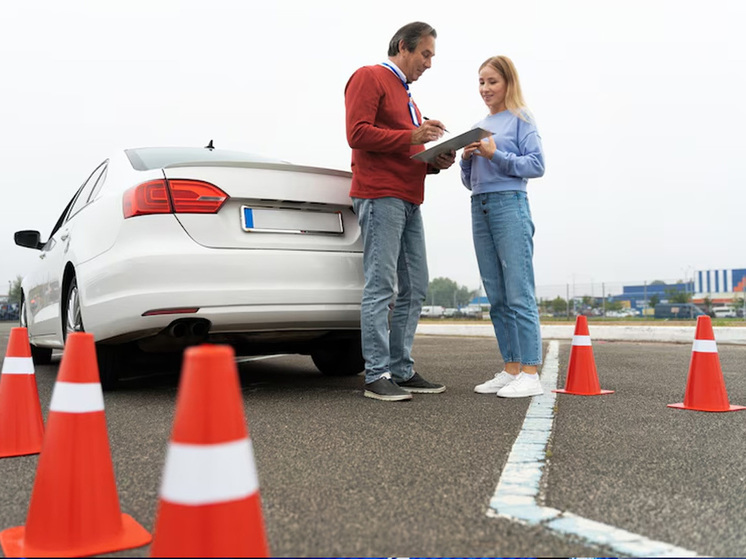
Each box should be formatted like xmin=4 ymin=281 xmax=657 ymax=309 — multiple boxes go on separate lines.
xmin=2 ymin=0 xmax=745 ymax=299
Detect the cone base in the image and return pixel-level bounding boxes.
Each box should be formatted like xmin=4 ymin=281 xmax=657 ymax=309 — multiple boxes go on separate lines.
xmin=668 ymin=402 xmax=746 ymax=413
xmin=553 ymin=388 xmax=614 ymax=396
xmin=0 ymin=513 xmax=152 ymax=558
xmin=0 ymin=445 xmax=42 ymax=459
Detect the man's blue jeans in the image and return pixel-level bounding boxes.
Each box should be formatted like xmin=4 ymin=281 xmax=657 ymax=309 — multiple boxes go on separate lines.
xmin=471 ymin=191 xmax=542 ymax=366
xmin=352 ymin=197 xmax=428 ymax=384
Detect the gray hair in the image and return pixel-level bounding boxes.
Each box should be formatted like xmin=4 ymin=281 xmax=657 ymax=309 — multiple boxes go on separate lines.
xmin=387 ymin=22 xmax=437 ymax=56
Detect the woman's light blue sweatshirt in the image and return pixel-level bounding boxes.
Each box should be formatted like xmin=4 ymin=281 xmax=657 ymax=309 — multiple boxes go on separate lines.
xmin=460 ymin=110 xmax=545 ymax=194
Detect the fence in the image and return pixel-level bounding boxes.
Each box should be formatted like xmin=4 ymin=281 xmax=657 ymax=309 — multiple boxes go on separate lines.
xmin=528 ymin=277 xmax=746 ymax=318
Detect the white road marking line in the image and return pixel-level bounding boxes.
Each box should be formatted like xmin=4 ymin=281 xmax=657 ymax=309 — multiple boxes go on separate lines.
xmin=487 ymin=340 xmax=699 ymax=557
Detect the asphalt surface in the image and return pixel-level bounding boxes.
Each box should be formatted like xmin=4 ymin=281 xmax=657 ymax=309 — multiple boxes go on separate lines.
xmin=0 ymin=322 xmax=745 ymax=557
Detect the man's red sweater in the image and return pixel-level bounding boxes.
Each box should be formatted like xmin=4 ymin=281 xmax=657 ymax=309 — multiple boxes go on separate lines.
xmin=344 ymin=64 xmax=430 ymax=205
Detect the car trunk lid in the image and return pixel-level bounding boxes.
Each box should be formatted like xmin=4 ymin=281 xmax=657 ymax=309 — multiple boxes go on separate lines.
xmin=162 ymin=162 xmax=361 ymax=252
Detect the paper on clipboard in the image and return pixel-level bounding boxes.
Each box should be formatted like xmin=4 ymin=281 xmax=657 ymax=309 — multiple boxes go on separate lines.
xmin=410 ymin=127 xmax=493 ymax=164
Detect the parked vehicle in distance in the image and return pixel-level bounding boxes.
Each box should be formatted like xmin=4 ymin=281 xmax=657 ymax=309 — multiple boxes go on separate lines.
xmin=606 ymin=308 xmax=642 ymax=318
xmin=712 ymin=306 xmax=737 ymax=318
xmin=654 ymin=303 xmax=706 ymax=319
xmin=0 ymin=303 xmax=19 ymax=321
xmin=420 ymin=305 xmax=445 ymax=318
xmin=461 ymin=305 xmax=484 ymax=318
xmin=14 ymin=145 xmax=364 ymax=389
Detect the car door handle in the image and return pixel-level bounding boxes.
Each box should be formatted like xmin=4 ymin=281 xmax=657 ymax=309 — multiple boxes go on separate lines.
xmin=60 ymin=232 xmax=69 ymax=241
xmin=39 ymin=253 xmax=46 ymax=259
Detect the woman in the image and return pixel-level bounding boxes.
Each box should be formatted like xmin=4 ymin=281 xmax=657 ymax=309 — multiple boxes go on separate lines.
xmin=460 ymin=55 xmax=546 ymax=398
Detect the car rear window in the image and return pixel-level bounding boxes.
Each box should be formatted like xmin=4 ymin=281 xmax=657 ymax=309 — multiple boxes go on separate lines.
xmin=125 ymin=147 xmax=284 ymax=171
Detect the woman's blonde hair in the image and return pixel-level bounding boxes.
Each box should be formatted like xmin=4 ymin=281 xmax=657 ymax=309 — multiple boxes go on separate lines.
xmin=479 ymin=55 xmax=530 ymax=122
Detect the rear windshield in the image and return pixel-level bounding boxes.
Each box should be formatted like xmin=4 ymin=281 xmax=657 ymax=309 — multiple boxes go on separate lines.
xmin=125 ymin=147 xmax=284 ymax=171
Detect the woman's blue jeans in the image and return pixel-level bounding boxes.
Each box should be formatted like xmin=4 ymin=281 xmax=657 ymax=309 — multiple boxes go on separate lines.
xmin=352 ymin=197 xmax=428 ymax=384
xmin=471 ymin=191 xmax=542 ymax=366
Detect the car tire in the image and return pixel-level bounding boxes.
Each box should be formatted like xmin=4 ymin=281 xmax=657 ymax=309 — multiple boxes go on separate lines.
xmin=30 ymin=344 xmax=53 ymax=366
xmin=95 ymin=344 xmax=123 ymax=391
xmin=64 ymin=277 xmax=84 ymax=337
xmin=311 ymin=338 xmax=365 ymax=377
xmin=20 ymin=297 xmax=53 ymax=365
xmin=63 ymin=276 xmax=121 ymax=391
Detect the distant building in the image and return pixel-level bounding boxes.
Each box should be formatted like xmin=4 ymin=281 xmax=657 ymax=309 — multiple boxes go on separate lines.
xmin=692 ymin=268 xmax=746 ymax=304
xmin=471 ymin=268 xmax=746 ymax=311
xmin=613 ymin=268 xmax=746 ymax=309
xmin=469 ymin=296 xmax=490 ymax=307
xmin=610 ymin=281 xmax=693 ymax=310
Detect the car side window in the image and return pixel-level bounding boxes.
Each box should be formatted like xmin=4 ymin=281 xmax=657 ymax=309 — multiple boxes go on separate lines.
xmin=45 ymin=194 xmax=78 ymax=249
xmin=87 ymin=161 xmax=109 ymax=202
xmin=66 ymin=160 xmax=108 ymax=222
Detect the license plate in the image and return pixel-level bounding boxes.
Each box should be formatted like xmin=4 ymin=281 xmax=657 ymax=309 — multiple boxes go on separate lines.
xmin=241 ymin=206 xmax=344 ymax=234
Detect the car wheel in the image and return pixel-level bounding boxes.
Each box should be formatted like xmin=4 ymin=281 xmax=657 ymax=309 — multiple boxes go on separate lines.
xmin=20 ymin=297 xmax=53 ymax=365
xmin=63 ymin=276 xmax=121 ymax=390
xmin=95 ymin=344 xmax=123 ymax=391
xmin=64 ymin=277 xmax=84 ymax=337
xmin=311 ymin=338 xmax=364 ymax=377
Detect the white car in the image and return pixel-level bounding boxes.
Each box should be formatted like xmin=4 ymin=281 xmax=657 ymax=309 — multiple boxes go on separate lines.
xmin=15 ymin=145 xmax=364 ymax=389
xmin=712 ymin=306 xmax=737 ymax=318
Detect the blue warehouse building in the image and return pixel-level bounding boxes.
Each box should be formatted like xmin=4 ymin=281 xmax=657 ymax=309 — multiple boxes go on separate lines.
xmin=610 ymin=281 xmax=693 ymax=310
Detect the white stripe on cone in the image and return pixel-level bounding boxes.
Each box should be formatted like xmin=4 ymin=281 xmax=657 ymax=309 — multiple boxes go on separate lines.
xmin=1 ymin=356 xmax=35 ymax=375
xmin=160 ymin=438 xmax=259 ymax=506
xmin=49 ymin=382 xmax=105 ymax=413
xmin=572 ymin=335 xmax=592 ymax=347
xmin=692 ymin=339 xmax=717 ymax=353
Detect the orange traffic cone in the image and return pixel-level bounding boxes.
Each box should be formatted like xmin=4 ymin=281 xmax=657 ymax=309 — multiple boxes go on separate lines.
xmin=0 ymin=332 xmax=151 ymax=557
xmin=0 ymin=327 xmax=45 ymax=458
xmin=554 ymin=315 xmax=614 ymax=396
xmin=150 ymin=344 xmax=269 ymax=558
xmin=668 ymin=315 xmax=745 ymax=412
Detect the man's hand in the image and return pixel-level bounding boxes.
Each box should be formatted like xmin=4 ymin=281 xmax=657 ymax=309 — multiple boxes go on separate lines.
xmin=411 ymin=120 xmax=446 ymax=145
xmin=431 ymin=149 xmax=456 ymax=170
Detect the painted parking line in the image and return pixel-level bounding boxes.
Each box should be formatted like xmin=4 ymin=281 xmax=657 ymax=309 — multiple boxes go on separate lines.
xmin=487 ymin=340 xmax=699 ymax=558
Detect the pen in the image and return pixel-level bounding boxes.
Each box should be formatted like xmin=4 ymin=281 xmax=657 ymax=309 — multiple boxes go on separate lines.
xmin=423 ymin=117 xmax=449 ymax=133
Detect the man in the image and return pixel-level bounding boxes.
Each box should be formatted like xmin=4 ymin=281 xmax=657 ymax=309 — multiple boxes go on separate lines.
xmin=345 ymin=21 xmax=456 ymax=402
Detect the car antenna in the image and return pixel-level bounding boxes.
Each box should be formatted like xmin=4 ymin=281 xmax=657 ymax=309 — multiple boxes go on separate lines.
xmin=205 ymin=139 xmax=215 ymax=151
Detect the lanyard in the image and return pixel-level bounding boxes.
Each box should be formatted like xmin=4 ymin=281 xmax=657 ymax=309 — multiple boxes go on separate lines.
xmin=380 ymin=62 xmax=421 ymax=127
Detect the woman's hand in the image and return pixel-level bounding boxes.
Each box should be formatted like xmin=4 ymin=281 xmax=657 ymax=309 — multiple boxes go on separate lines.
xmin=474 ymin=136 xmax=496 ymax=160
xmin=462 ymin=141 xmax=480 ymax=160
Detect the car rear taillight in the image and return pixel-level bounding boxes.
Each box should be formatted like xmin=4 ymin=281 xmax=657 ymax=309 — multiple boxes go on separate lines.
xmin=123 ymin=180 xmax=171 ymax=218
xmin=169 ymin=179 xmax=228 ymax=213
xmin=123 ymin=179 xmax=228 ymax=218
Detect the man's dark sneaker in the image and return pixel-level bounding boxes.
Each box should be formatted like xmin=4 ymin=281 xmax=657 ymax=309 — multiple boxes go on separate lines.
xmin=396 ymin=372 xmax=446 ymax=394
xmin=364 ymin=373 xmax=412 ymax=401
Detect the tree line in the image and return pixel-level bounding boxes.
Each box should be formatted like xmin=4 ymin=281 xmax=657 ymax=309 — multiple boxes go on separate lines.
xmin=4 ymin=276 xmax=22 ymax=305
xmin=425 ymin=277 xmax=479 ymax=308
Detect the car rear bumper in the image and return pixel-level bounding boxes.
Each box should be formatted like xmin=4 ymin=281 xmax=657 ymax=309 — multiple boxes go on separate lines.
xmin=78 ymin=246 xmax=363 ymax=343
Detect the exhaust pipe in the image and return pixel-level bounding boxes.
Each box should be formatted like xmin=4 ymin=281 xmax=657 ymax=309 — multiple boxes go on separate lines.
xmin=168 ymin=322 xmax=189 ymax=338
xmin=166 ymin=318 xmax=211 ymax=340
xmin=190 ymin=321 xmax=209 ymax=338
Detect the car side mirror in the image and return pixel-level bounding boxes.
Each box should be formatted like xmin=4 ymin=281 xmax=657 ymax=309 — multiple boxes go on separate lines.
xmin=14 ymin=230 xmax=44 ymax=250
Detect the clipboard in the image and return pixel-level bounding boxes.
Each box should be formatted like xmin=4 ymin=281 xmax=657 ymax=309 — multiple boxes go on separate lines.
xmin=410 ymin=127 xmax=493 ymax=164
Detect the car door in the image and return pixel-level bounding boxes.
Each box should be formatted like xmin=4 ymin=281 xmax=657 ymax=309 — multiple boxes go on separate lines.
xmin=30 ymin=162 xmax=108 ymax=339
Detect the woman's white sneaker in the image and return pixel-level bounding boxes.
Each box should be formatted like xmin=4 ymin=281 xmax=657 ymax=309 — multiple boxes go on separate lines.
xmin=474 ymin=371 xmax=517 ymax=394
xmin=496 ymin=372 xmax=543 ymax=398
